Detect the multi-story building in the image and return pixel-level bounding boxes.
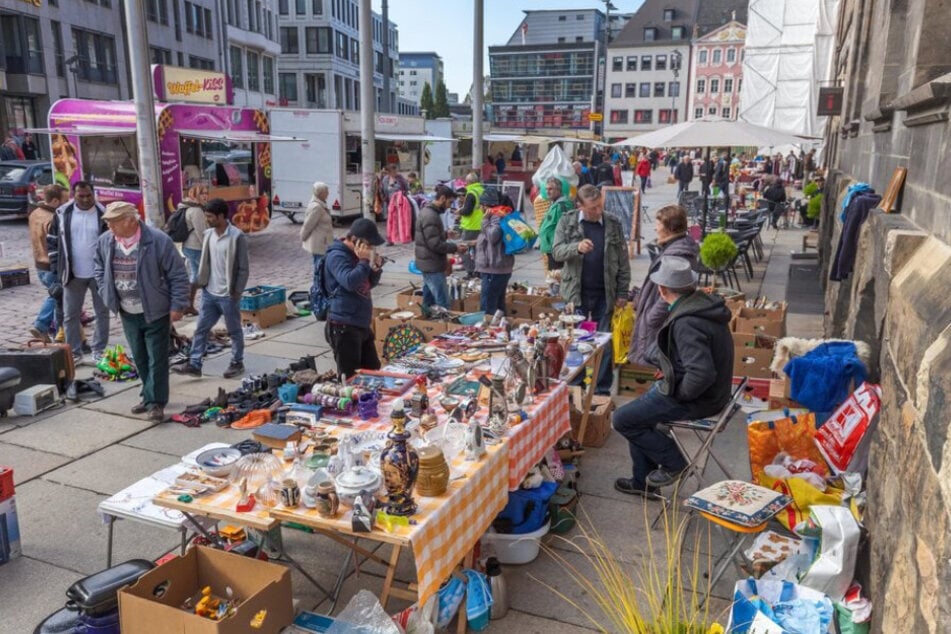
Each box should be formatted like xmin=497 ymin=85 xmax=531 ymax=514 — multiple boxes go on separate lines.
xmin=488 ymin=8 xmax=630 ymax=133
xmin=221 ymin=0 xmax=281 ymax=108
xmin=688 ymin=20 xmax=746 ymax=121
xmin=398 ymin=51 xmax=442 ymax=106
xmin=275 ymin=0 xmax=399 ymax=112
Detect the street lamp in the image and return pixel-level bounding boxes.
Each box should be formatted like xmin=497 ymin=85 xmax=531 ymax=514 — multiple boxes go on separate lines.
xmin=670 ymin=49 xmax=682 ymax=124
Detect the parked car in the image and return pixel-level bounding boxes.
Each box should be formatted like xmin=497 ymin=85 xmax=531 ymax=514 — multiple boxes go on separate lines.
xmin=0 ymin=160 xmax=53 ymax=217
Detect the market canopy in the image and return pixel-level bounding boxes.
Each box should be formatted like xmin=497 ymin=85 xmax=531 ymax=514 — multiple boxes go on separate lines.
xmin=616 ymin=118 xmax=821 ymax=149
xmin=178 ymin=130 xmax=302 ymax=142
xmin=374 ymin=133 xmax=455 ymax=142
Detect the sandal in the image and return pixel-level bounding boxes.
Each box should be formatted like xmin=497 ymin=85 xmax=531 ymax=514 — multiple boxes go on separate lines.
xmin=170 ymin=413 xmax=202 ymax=428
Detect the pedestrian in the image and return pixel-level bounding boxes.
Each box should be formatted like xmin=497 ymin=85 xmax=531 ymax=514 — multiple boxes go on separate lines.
xmin=630 ymin=205 xmax=698 ymax=365
xmin=474 ymin=189 xmax=515 ymax=317
xmin=551 ymin=184 xmax=631 ymax=394
xmin=612 ymin=256 xmax=733 ymax=497
xmin=572 ymin=161 xmax=592 ymax=188
xmin=495 ymin=152 xmax=506 ymax=176
xmin=301 ymin=181 xmax=334 ymax=270
xmin=713 ymin=152 xmax=730 ymax=209
xmin=179 ymin=184 xmax=209 ymax=316
xmin=173 ymin=198 xmax=249 ymax=379
xmin=379 ymin=163 xmax=408 ymax=210
xmin=481 ymin=156 xmax=496 ymax=183
xmin=593 ymin=157 xmax=615 ymax=188
xmin=324 ymin=218 xmax=385 ymax=378
xmin=636 ymin=153 xmax=652 ymax=191
xmin=537 ymin=177 xmax=574 ymax=271
xmin=456 ymin=172 xmax=484 ymax=277
xmin=1 ymin=135 xmax=22 ymax=160
xmin=20 ymin=133 xmax=38 ymax=160
xmin=407 ymin=172 xmax=423 ymax=196
xmin=415 ymin=184 xmax=467 ymax=315
xmin=28 ymin=184 xmax=68 ymax=343
xmin=95 ymin=201 xmax=189 ymax=422
xmin=762 ymin=176 xmax=788 ymax=228
xmin=673 ymin=155 xmax=694 ymax=199
xmin=804 ymin=149 xmax=817 ymax=185
xmin=47 ymin=180 xmax=110 ymax=363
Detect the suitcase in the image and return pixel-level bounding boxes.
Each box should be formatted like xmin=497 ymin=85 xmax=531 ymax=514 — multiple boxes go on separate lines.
xmin=0 ymin=341 xmax=74 ymax=394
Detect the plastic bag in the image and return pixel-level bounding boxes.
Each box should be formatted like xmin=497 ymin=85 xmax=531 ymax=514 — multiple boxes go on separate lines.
xmin=747 ymin=411 xmax=830 ymax=485
xmin=814 ymin=382 xmax=881 ymax=474
xmin=798 ymin=505 xmax=861 ymax=602
xmin=758 ymin=472 xmax=844 ymax=531
xmin=728 ymin=578 xmax=833 ymax=634
xmin=531 ymin=146 xmax=577 ymax=195
xmin=500 ymin=211 xmax=538 ymax=255
xmin=434 ymin=575 xmax=466 ymax=629
xmin=611 ymin=304 xmax=635 ymax=365
xmin=392 ymin=594 xmax=436 ymax=634
xmin=325 ymin=589 xmax=403 ymax=634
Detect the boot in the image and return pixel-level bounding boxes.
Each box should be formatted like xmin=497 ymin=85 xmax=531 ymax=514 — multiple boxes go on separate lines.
xmin=55 ymin=327 xmax=65 ymax=343
xmin=184 ymin=285 xmax=199 ymax=316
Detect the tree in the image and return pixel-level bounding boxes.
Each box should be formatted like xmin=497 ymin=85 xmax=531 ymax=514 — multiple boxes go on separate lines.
xmin=419 ymin=82 xmax=434 ymax=119
xmin=433 ymin=80 xmax=450 ymax=118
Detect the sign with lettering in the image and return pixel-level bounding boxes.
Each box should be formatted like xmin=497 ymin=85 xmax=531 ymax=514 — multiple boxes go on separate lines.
xmin=817 ymin=86 xmax=844 ymax=117
xmin=152 ymin=65 xmax=234 ymax=105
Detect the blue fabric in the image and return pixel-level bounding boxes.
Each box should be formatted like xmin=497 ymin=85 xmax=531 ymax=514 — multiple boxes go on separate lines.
xmin=784 ymin=342 xmax=868 ymax=414
xmin=496 ymin=481 xmax=558 ymax=534
xmin=190 ymin=290 xmax=244 ymax=369
xmin=839 ymin=183 xmax=872 ymax=221
xmin=480 ymin=272 xmax=510 ymax=316
xmin=182 ymin=246 xmax=202 ymax=284
xmin=421 ymin=271 xmax=450 ymax=311
xmin=34 ymin=269 xmax=61 ymax=333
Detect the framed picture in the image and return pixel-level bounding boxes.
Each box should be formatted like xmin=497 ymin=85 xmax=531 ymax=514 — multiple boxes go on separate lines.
xmin=501 ymin=180 xmax=525 ymax=212
xmin=600 ymin=186 xmax=642 ymax=255
xmin=879 ymin=166 xmax=907 ymax=213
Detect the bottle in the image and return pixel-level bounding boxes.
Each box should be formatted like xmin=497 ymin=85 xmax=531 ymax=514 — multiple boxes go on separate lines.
xmin=486 ymin=557 xmax=508 ymax=620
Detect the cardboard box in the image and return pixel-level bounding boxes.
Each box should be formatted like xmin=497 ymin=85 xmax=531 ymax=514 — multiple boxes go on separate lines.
xmin=375 ymin=312 xmax=415 ymax=341
xmin=505 ymin=293 xmax=541 ymax=320
xmin=240 ymin=303 xmax=286 ymax=329
xmin=119 ymin=546 xmax=293 ymax=634
xmin=733 ymin=347 xmax=775 ymax=379
xmin=734 ymin=315 xmax=785 ymax=338
xmin=396 ymin=287 xmax=424 ymax=311
xmin=463 ymin=293 xmax=482 ymax=313
xmin=732 ymin=332 xmax=777 ymax=350
xmin=769 ymin=377 xmax=790 ymax=400
xmin=415 ymin=318 xmax=448 ymax=340
xmin=568 ymin=386 xmax=615 ymax=447
xmin=618 ymin=363 xmax=657 ymax=398
xmin=0 ymin=495 xmax=21 ymax=565
xmin=0 ymin=467 xmax=13 ymax=502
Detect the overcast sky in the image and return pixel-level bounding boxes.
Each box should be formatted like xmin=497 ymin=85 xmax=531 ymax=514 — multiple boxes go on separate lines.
xmin=374 ymin=0 xmax=645 ymax=97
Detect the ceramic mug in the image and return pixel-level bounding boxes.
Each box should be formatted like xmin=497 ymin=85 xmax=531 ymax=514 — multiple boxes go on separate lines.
xmin=279 ymin=478 xmax=301 ymax=508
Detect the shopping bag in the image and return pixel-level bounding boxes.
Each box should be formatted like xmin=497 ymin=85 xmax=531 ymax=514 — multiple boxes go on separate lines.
xmin=758 ymin=473 xmax=844 ymax=530
xmin=500 ymin=211 xmax=538 ymax=255
xmin=814 ymin=382 xmax=881 ymax=474
xmin=611 ymin=304 xmax=635 ymax=365
xmin=728 ymin=578 xmax=834 ymax=634
xmin=747 ymin=411 xmax=830 ymax=484
xmin=798 ymin=505 xmax=861 ymax=602
xmin=434 ymin=575 xmax=466 ymax=629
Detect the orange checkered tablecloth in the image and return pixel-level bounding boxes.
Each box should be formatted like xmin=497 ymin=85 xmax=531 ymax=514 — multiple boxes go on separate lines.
xmin=505 ymin=381 xmax=570 ymax=489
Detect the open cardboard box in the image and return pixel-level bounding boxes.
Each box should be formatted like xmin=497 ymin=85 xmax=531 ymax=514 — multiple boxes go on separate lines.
xmin=733 ymin=347 xmax=775 ymax=379
xmin=119 ymin=546 xmax=293 ymax=634
xmin=240 ymin=303 xmax=287 ymax=329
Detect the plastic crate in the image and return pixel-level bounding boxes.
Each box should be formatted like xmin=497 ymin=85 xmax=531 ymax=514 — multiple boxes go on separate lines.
xmin=239 ymin=285 xmax=286 ymax=311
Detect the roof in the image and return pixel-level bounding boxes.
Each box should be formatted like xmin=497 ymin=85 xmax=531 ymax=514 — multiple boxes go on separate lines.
xmin=399 ymin=52 xmax=442 ymax=59
xmin=695 ymin=0 xmax=749 ymax=37
xmin=694 ymin=20 xmax=747 ymax=44
xmin=610 ymin=0 xmax=700 ymax=48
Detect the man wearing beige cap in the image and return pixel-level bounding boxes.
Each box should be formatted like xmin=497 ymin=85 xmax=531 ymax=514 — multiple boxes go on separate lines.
xmin=94 ymin=201 xmax=190 ymax=422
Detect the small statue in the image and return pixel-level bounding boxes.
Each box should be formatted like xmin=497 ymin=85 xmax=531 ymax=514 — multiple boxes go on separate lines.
xmin=410 ymin=377 xmax=429 ymax=418
xmin=464 ymin=405 xmax=486 ymax=461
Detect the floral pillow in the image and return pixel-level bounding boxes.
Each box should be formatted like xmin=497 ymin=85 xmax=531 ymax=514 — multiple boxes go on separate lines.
xmin=685 ymin=480 xmax=791 ymax=528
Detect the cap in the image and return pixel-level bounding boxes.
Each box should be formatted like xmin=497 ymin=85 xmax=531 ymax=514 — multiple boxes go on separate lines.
xmin=349 ymin=218 xmax=385 ymax=246
xmin=102 ymin=201 xmax=139 ymax=221
xmin=649 ymin=255 xmax=698 ymax=288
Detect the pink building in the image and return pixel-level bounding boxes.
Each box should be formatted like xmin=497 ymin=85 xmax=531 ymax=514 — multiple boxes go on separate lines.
xmin=688 ymin=21 xmax=746 ymax=120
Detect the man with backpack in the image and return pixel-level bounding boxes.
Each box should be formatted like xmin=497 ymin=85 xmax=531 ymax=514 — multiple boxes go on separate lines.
xmin=415 ymin=185 xmax=467 ymax=314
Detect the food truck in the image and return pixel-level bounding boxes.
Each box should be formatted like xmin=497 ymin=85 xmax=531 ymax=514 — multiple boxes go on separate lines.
xmin=269 ymin=109 xmax=452 ymax=221
xmin=39 ymin=65 xmax=295 ymax=233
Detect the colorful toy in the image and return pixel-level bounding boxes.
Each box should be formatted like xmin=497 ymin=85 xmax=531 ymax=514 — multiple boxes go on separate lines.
xmin=95 ymin=344 xmax=138 ymax=381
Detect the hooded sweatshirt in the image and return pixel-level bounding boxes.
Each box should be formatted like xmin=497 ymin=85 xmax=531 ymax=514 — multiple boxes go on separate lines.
xmin=648 ymin=290 xmax=734 ymax=417
xmin=324 ymin=239 xmax=382 ymax=328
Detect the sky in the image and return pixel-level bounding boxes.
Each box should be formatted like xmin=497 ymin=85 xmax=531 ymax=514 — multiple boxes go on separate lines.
xmin=374 ymin=0 xmax=645 ymax=97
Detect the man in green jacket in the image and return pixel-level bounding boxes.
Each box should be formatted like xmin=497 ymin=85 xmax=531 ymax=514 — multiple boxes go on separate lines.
xmin=537 ymin=176 xmax=575 ymax=271
xmin=551 ymin=184 xmax=631 ymax=394
xmin=456 ymin=172 xmax=484 ymax=277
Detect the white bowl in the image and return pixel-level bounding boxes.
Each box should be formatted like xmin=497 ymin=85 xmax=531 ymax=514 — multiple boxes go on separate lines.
xmin=195 ymin=447 xmax=242 ymax=478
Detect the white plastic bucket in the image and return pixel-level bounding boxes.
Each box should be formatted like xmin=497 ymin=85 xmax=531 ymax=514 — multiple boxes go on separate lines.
xmin=480 ymin=521 xmax=550 ymax=565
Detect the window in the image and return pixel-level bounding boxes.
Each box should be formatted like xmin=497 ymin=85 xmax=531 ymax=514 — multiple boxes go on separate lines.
xmin=247 ymin=51 xmax=260 ymax=91
xmin=78 ymin=135 xmax=139 ymax=188
xmin=663 ymin=8 xmax=675 ymax=21
xmin=712 ymin=49 xmax=722 ymax=64
xmin=263 ymin=56 xmax=275 ymax=93
xmin=280 ymin=27 xmax=299 ymax=53
xmin=609 ymin=109 xmax=628 ymax=124
xmin=723 ymin=78 xmax=733 ymax=93
xmin=672 ymin=25 xmax=685 ymax=39
xmin=52 ymin=20 xmax=65 ymax=76
xmin=653 ymin=82 xmax=665 ymax=97
xmin=644 ymin=27 xmax=656 ymax=42
xmin=612 ymin=56 xmax=623 ymax=72
xmin=708 ymin=107 xmax=717 ymax=115
xmin=575 ymin=36 xmax=583 ymax=42
xmin=737 ymin=78 xmax=742 ymax=93
xmin=634 ymin=109 xmax=652 ymax=123
xmin=279 ymin=72 xmax=297 ymax=101
xmin=350 ymin=38 xmax=359 ymax=64
xmin=699 ymin=50 xmax=708 ymax=64
xmin=626 ymin=56 xmax=637 ymax=71
xmin=610 ymin=83 xmax=622 ymax=98
xmin=696 ymin=78 xmax=705 ymax=93
xmin=710 ymin=78 xmax=719 ymax=93
xmin=172 ymin=0 xmax=181 ymax=40
xmin=312 ymin=0 xmax=322 ymax=14
xmin=694 ymin=107 xmax=703 ymax=119
xmin=639 ymin=82 xmax=650 ymax=97
xmin=204 ymin=8 xmax=212 ymax=38
xmin=177 ymin=51 xmax=184 ymax=66
xmin=71 ymin=27 xmax=117 ymax=83
xmin=557 ymin=37 xmax=565 ymax=43
xmin=305 ymin=73 xmax=327 ymax=106
xmin=558 ymin=15 xmax=566 ymax=21
xmin=335 ymin=30 xmax=348 ymax=59
xmin=655 ymin=54 xmax=667 ymax=71
xmin=295 ymin=0 xmax=305 ymax=14
xmin=641 ymin=55 xmax=652 ymax=71
xmin=668 ymin=81 xmax=680 ymax=97
xmin=722 ymin=107 xmax=731 ymax=119
xmin=184 ymin=1 xmax=194 ymax=33
xmin=230 ymin=46 xmax=243 ymax=88
xmin=247 ymin=0 xmax=255 ymax=31
xmin=625 ymin=82 xmax=636 ymax=98
xmin=189 ymin=55 xmax=214 ymax=70
xmin=150 ymin=46 xmax=172 ymax=64
xmin=146 ymin=0 xmax=159 ymax=23
xmin=726 ymin=48 xmax=736 ymax=63
xmin=278 ymin=0 xmax=288 ymax=14
xmin=658 ymin=109 xmax=676 ymax=124
xmin=306 ymin=27 xmax=330 ymax=53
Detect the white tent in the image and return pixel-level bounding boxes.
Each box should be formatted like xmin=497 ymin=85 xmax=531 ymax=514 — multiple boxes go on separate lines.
xmin=738 ymin=0 xmax=840 ymax=138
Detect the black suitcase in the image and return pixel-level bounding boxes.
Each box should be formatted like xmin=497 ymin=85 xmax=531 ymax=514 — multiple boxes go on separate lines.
xmin=0 ymin=343 xmax=74 ymax=394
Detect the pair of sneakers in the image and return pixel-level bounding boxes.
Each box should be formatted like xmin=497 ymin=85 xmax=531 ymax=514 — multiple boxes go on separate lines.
xmin=174 ymin=361 xmax=245 ymax=379
xmin=243 ymin=323 xmax=265 ymax=340
xmin=614 ymin=467 xmax=686 ymax=499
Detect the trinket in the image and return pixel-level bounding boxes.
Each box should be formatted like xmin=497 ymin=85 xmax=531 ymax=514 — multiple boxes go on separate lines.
xmin=416 ymin=445 xmax=450 ymax=497
xmin=314 ymin=480 xmax=340 ymax=518
xmin=352 ymin=492 xmax=377 ymax=532
xmin=410 ymin=378 xmax=429 ymax=417
xmin=543 ymin=334 xmax=565 ymax=379
xmin=464 ymin=400 xmax=486 ymax=461
xmin=380 ymin=399 xmax=420 ymax=516
xmin=236 ymin=478 xmax=256 ymax=512
xmin=279 ymin=478 xmax=301 ymax=508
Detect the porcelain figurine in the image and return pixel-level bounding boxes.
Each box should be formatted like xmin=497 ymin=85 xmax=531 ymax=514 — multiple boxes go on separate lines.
xmin=465 ymin=406 xmax=486 ymax=461
xmin=379 ymin=399 xmax=420 ymax=516
xmin=314 ymin=480 xmax=340 ymax=518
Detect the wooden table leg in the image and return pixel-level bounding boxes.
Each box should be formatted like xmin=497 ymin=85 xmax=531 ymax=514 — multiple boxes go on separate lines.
xmin=379 ymin=543 xmax=403 ymax=610
xmin=455 ymin=550 xmax=476 ymax=634
xmin=576 ymin=344 xmax=604 ymax=445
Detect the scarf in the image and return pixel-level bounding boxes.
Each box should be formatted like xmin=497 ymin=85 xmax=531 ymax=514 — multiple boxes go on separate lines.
xmin=116 ymin=226 xmax=142 ymax=253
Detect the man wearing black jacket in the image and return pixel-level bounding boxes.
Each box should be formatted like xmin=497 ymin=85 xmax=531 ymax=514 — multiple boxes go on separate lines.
xmin=611 ymin=257 xmax=734 ymax=497
xmin=673 ymin=156 xmax=694 ymax=197
xmin=414 ymin=185 xmax=467 ymax=314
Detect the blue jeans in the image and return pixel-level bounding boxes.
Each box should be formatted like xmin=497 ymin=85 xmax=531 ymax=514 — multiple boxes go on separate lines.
xmin=182 ymin=247 xmax=202 ymax=284
xmin=612 ymin=384 xmax=691 ymax=487
xmin=480 ymin=272 xmax=511 ymax=316
xmin=34 ymin=270 xmax=62 ymax=333
xmin=421 ymin=271 xmax=450 ymax=313
xmin=580 ymin=290 xmax=614 ymax=394
xmin=189 ymin=290 xmax=244 ymax=369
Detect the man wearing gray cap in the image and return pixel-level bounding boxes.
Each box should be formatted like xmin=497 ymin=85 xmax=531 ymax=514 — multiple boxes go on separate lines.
xmin=95 ymin=201 xmax=190 ymax=422
xmin=611 ymin=256 xmax=734 ymax=497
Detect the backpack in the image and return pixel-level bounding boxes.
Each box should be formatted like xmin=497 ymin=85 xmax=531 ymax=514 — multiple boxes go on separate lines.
xmin=309 ymin=256 xmax=334 ymax=321
xmin=164 ymin=206 xmax=190 ymax=243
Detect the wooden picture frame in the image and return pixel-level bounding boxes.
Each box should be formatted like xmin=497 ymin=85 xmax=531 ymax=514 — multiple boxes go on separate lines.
xmin=879 ymin=166 xmax=907 ymax=213
xmin=600 ymin=186 xmax=642 ymax=255
xmin=501 ymin=179 xmax=525 ymax=212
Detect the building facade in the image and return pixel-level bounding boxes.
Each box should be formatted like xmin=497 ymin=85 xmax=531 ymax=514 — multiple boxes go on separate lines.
xmin=398 ymin=51 xmax=442 ymax=106
xmin=688 ymin=20 xmax=746 ymax=120
xmin=275 ymin=0 xmax=399 ymax=112
xmin=221 ymin=0 xmax=281 ymax=108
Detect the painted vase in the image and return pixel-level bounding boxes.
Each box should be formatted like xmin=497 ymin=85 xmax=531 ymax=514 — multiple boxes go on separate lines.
xmin=379 ymin=400 xmax=419 ymax=516
xmin=416 ymin=446 xmax=450 ymax=497
xmin=544 ymin=334 xmax=565 ymax=378
xmin=315 ymin=480 xmax=340 ymax=519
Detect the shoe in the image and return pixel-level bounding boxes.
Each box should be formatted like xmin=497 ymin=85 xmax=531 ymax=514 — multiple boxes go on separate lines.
xmin=81 ymin=342 xmax=93 ymax=355
xmin=223 ymin=362 xmax=245 ymax=379
xmin=29 ymin=327 xmax=51 ymax=343
xmin=55 ymin=327 xmax=65 ymax=343
xmin=148 ymin=406 xmax=165 ymax=422
xmin=131 ymin=402 xmax=149 ymax=415
xmin=172 ymin=364 xmax=203 ymax=378
xmin=614 ymin=478 xmax=661 ymax=499
xmin=646 ymin=467 xmax=686 ymax=488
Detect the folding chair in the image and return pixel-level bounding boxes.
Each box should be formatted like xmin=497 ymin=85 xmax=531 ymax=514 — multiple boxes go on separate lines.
xmin=651 ymin=377 xmax=749 ymax=528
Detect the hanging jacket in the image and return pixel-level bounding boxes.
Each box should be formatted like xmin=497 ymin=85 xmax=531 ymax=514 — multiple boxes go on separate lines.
xmin=386 ymin=190 xmax=413 ymax=244
xmin=459 ymin=182 xmax=485 ymax=232
xmin=830 ymin=193 xmax=882 ymax=281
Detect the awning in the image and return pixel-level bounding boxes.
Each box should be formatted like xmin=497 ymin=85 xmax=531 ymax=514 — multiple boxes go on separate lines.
xmin=373 ymin=133 xmax=455 ymax=142
xmin=25 ymin=126 xmax=135 ymax=137
xmin=177 ymin=130 xmax=302 ymax=142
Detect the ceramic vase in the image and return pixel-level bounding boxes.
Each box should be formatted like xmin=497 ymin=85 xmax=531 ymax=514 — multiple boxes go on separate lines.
xmin=314 ymin=480 xmax=340 ymax=518
xmin=379 ymin=401 xmax=419 ymax=516
xmin=416 ymin=446 xmax=450 ymax=497
xmin=544 ymin=334 xmax=565 ymax=378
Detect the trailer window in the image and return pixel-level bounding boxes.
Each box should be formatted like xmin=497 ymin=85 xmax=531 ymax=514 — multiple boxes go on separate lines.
xmin=80 ymin=135 xmax=140 ymax=189
xmin=180 ymin=136 xmax=256 ymax=202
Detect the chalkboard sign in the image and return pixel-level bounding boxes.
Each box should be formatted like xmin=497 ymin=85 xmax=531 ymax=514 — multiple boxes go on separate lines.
xmin=601 ymin=186 xmax=637 ymax=241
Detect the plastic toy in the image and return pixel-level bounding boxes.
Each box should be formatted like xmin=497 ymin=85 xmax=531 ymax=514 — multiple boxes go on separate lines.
xmin=95 ymin=345 xmax=138 ymax=381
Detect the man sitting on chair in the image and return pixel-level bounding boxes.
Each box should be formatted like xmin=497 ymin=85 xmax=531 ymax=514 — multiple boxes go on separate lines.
xmin=612 ymin=256 xmax=735 ymax=497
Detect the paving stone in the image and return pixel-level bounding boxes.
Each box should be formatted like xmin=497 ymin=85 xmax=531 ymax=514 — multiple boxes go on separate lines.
xmin=44 ymin=444 xmax=183 ymax=496
xmin=247 ymin=339 xmax=334 ymax=362
xmin=0 ymin=556 xmax=84 ymax=634
xmin=0 ymin=442 xmax=72 ymax=485
xmin=121 ymin=422 xmax=255 ymax=459
xmin=1 ymin=408 xmax=154 ymax=458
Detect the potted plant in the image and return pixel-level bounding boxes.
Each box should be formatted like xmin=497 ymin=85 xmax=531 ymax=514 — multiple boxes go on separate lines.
xmin=699 ymin=232 xmax=738 ymax=272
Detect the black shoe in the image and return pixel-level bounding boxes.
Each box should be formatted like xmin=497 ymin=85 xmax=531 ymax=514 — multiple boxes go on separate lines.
xmin=614 ymin=478 xmax=661 ymax=499
xmin=223 ymin=362 xmax=245 ymax=379
xmin=148 ymin=406 xmax=165 ymax=422
xmin=131 ymin=402 xmax=149 ymax=415
xmin=646 ymin=467 xmax=686 ymax=488
xmin=172 ymin=364 xmax=202 ymax=378
xmin=81 ymin=342 xmax=93 ymax=355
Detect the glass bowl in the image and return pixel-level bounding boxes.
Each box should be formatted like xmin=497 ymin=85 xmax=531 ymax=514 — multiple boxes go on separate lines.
xmin=229 ymin=452 xmax=285 ymax=492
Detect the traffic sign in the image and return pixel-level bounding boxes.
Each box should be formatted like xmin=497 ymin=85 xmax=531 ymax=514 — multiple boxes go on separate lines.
xmin=589 ymin=112 xmax=603 ymax=121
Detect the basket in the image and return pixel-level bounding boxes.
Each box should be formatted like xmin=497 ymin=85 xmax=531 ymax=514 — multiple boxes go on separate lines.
xmin=240 ymin=285 xmax=287 ymax=311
